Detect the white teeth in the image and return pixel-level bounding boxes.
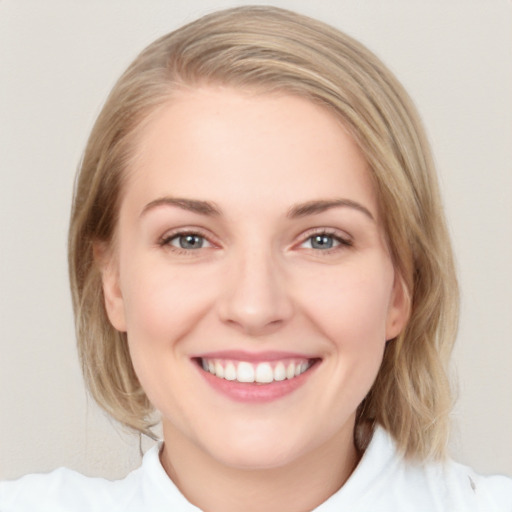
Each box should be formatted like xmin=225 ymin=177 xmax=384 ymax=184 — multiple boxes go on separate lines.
xmin=237 ymin=362 xmax=255 ymax=383
xmin=214 ymin=361 xmax=224 ymax=379
xmin=224 ymin=362 xmax=237 ymax=381
xmin=202 ymin=358 xmax=312 ymax=383
xmin=274 ymin=362 xmax=286 ymax=381
xmin=255 ymin=363 xmax=273 ymax=383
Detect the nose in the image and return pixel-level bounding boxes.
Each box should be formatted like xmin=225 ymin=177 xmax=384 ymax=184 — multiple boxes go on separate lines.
xmin=217 ymin=245 xmax=294 ymax=336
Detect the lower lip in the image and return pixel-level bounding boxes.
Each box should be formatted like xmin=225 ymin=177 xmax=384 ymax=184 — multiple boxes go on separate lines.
xmin=196 ymin=361 xmax=318 ymax=403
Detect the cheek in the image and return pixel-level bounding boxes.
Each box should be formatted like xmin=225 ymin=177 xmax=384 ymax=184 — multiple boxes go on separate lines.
xmin=300 ymin=260 xmax=394 ymax=352
xmin=302 ymin=262 xmax=394 ymax=416
xmin=119 ymin=259 xmax=216 ymax=348
xmin=118 ymin=261 xmax=216 ymax=410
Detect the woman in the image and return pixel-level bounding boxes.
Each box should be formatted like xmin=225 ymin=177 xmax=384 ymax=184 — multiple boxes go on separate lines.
xmin=1 ymin=6 xmax=510 ymax=511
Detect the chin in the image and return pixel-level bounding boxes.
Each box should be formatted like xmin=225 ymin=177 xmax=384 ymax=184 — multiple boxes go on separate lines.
xmin=194 ymin=416 xmax=334 ymax=471
xmin=206 ymin=437 xmax=308 ymax=471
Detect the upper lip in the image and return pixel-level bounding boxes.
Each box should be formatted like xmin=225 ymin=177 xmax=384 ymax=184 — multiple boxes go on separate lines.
xmin=192 ymin=350 xmax=319 ymax=362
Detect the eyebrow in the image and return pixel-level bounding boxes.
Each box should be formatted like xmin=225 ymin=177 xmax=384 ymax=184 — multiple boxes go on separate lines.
xmin=140 ymin=196 xmax=374 ymax=221
xmin=287 ymin=199 xmax=375 ymax=221
xmin=140 ymin=197 xmax=222 ymax=217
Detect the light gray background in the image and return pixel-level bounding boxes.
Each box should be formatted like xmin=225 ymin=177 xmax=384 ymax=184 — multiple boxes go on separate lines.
xmin=1 ymin=0 xmax=511 ymax=479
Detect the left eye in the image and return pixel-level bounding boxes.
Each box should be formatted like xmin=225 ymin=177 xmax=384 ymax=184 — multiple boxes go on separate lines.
xmin=166 ymin=233 xmax=211 ymax=250
xmin=301 ymin=233 xmax=343 ymax=250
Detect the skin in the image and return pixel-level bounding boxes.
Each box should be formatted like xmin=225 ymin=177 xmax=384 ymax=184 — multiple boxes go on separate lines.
xmin=100 ymin=86 xmax=408 ymax=512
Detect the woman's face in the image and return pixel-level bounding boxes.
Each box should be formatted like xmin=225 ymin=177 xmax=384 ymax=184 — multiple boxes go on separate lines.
xmin=101 ymin=87 xmax=407 ymax=470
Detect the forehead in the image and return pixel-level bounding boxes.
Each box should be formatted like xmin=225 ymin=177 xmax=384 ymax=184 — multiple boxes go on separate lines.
xmin=123 ymin=86 xmax=378 ymax=219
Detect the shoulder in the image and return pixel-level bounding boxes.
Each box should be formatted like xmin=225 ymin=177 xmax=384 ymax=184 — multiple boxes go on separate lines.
xmin=0 ymin=442 xmax=198 ymax=512
xmin=439 ymin=459 xmax=512 ymax=511
xmin=392 ymin=452 xmax=512 ymax=512
xmin=0 ymin=466 xmax=139 ymax=512
xmin=370 ymin=428 xmax=512 ymax=512
xmin=319 ymin=427 xmax=512 ymax=512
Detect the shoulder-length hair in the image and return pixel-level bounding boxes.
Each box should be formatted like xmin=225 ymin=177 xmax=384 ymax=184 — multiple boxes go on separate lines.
xmin=69 ymin=6 xmax=458 ymax=460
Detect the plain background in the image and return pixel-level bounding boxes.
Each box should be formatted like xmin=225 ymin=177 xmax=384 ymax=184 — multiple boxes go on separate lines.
xmin=1 ymin=0 xmax=511 ymax=480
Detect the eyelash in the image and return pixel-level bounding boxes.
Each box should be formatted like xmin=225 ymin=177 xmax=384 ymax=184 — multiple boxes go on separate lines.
xmin=297 ymin=229 xmax=353 ymax=254
xmin=158 ymin=229 xmax=214 ymax=255
xmin=158 ymin=228 xmax=353 ymax=255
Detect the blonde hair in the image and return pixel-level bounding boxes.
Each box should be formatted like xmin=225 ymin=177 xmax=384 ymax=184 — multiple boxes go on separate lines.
xmin=69 ymin=6 xmax=458 ymax=460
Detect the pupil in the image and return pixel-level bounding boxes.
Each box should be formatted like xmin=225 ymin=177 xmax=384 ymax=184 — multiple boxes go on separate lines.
xmin=180 ymin=235 xmax=203 ymax=249
xmin=312 ymin=235 xmax=333 ymax=249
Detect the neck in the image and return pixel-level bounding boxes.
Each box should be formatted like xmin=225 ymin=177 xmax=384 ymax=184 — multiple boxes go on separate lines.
xmin=160 ymin=421 xmax=359 ymax=512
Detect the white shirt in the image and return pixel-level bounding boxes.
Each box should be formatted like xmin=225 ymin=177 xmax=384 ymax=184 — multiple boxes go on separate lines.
xmin=1 ymin=428 xmax=511 ymax=511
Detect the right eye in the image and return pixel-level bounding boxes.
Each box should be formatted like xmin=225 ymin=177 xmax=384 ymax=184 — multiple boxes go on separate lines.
xmin=160 ymin=232 xmax=212 ymax=251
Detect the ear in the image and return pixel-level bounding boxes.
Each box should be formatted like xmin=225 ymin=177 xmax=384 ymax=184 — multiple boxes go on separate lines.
xmin=93 ymin=242 xmax=127 ymax=332
xmin=385 ymin=272 xmax=410 ymax=341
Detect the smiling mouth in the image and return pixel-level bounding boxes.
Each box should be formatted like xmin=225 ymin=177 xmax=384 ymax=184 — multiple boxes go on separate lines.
xmin=196 ymin=357 xmax=319 ymax=384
